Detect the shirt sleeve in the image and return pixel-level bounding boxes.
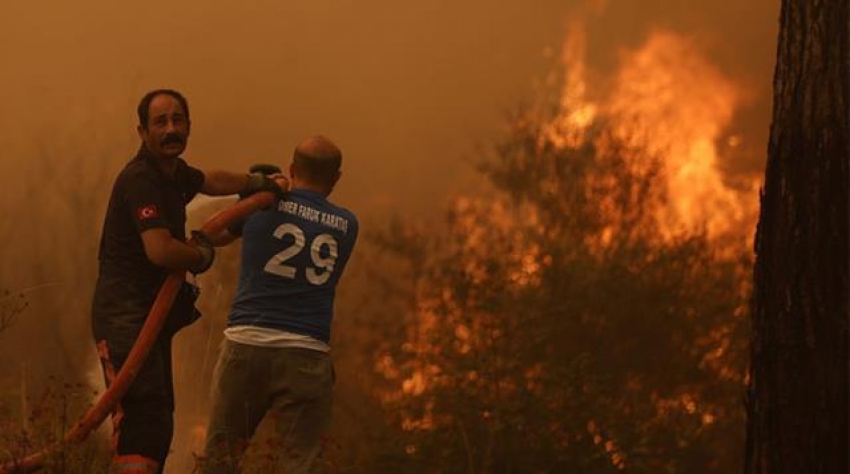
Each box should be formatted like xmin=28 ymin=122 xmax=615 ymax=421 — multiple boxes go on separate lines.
xmin=177 ymin=160 xmax=205 ymax=203
xmin=123 ymin=174 xmax=169 ymax=233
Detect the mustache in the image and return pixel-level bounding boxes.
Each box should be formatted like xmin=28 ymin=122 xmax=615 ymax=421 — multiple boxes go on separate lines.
xmin=161 ymin=134 xmax=184 ymax=146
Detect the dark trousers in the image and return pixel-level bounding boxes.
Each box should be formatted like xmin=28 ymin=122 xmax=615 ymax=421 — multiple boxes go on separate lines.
xmin=91 ymin=274 xmax=202 ymax=472
xmin=91 ymin=274 xmax=200 ymax=472
xmin=95 ymin=331 xmax=175 ymax=472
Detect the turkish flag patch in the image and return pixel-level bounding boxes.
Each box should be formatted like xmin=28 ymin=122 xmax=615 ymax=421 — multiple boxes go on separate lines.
xmin=137 ymin=204 xmax=159 ymax=220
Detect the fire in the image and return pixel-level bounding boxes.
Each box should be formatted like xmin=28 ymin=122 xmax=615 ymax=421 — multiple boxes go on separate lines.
xmin=376 ymin=26 xmax=757 ymax=467
xmin=544 ymin=20 xmax=598 ymax=149
xmin=608 ymin=31 xmax=757 ymax=239
xmin=548 ymin=28 xmax=760 ymax=243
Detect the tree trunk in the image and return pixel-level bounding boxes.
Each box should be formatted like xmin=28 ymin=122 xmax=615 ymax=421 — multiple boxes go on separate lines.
xmin=745 ymin=0 xmax=850 ymax=473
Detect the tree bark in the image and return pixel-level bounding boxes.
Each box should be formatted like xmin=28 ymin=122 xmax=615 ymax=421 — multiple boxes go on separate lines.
xmin=745 ymin=1 xmax=850 ymax=473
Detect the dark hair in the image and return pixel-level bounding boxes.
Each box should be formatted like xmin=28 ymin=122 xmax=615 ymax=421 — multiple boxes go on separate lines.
xmin=137 ymin=89 xmax=190 ymax=129
xmin=293 ymin=148 xmax=342 ymax=186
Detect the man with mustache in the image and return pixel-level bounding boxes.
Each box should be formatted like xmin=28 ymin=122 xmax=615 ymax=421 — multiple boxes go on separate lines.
xmin=91 ymin=89 xmax=284 ymax=474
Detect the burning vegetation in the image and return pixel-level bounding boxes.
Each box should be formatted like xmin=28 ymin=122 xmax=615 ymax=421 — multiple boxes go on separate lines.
xmin=0 ymin=16 xmax=768 ymax=474
xmin=361 ymin=27 xmax=759 ymax=473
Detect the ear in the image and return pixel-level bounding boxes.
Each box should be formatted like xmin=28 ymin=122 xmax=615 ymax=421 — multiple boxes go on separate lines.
xmin=288 ymin=162 xmax=296 ymax=179
xmin=327 ymin=170 xmax=342 ymax=195
xmin=136 ymin=124 xmax=145 ymax=140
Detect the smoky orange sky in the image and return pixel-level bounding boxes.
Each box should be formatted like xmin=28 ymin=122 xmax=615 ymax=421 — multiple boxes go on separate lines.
xmin=0 ymin=0 xmax=778 ymax=216
xmin=0 ymin=1 xmax=779 ymax=470
xmin=0 ymin=0 xmax=780 ymax=378
xmin=0 ymin=0 xmax=781 ymax=389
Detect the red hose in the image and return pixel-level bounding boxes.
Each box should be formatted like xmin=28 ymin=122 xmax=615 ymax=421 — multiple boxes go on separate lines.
xmin=0 ymin=191 xmax=276 ymax=473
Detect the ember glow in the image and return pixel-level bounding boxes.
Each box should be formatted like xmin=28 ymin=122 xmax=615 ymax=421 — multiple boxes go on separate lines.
xmin=543 ymin=20 xmax=598 ymax=149
xmin=549 ymin=27 xmax=760 ymax=243
xmin=378 ymin=23 xmax=757 ymax=471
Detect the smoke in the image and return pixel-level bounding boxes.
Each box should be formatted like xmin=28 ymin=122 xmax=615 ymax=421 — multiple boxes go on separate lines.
xmin=0 ymin=0 xmax=777 ymax=211
xmin=0 ymin=0 xmax=778 ymax=471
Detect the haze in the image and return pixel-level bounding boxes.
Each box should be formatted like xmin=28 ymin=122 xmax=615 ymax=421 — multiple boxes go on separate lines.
xmin=0 ymin=0 xmax=777 ymax=215
xmin=0 ymin=0 xmax=778 ymax=471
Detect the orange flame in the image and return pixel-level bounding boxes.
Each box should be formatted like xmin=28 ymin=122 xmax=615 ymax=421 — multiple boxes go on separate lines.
xmin=378 ymin=28 xmax=757 ymax=452
xmin=548 ymin=28 xmax=760 ymax=243
xmin=544 ymin=20 xmax=598 ymax=149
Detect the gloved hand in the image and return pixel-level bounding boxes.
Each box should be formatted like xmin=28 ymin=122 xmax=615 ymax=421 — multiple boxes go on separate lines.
xmin=188 ymin=230 xmax=215 ymax=274
xmin=249 ymin=163 xmax=282 ymax=176
xmin=239 ymin=172 xmax=285 ymax=199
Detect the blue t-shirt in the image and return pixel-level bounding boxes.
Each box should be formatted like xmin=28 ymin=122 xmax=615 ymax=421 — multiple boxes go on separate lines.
xmin=228 ymin=188 xmax=358 ymax=342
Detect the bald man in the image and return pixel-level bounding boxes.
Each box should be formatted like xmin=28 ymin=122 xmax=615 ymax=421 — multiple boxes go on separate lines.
xmin=201 ymin=136 xmax=359 ymax=473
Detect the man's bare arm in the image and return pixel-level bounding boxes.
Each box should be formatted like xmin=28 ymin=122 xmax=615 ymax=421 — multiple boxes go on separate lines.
xmin=201 ymin=170 xmax=290 ymax=197
xmin=140 ymin=228 xmax=209 ymax=271
xmin=200 ymin=170 xmax=250 ymax=196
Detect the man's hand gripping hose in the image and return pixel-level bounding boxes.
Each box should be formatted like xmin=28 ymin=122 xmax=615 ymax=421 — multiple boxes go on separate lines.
xmin=0 ymin=190 xmax=278 ymax=473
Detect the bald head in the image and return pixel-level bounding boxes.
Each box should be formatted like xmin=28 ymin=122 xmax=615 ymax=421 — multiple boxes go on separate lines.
xmin=297 ymin=135 xmax=341 ymax=160
xmin=291 ymin=135 xmax=342 ymax=194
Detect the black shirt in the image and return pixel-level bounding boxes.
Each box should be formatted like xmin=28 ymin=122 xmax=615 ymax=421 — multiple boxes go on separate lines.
xmin=92 ymin=145 xmax=204 ymax=329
